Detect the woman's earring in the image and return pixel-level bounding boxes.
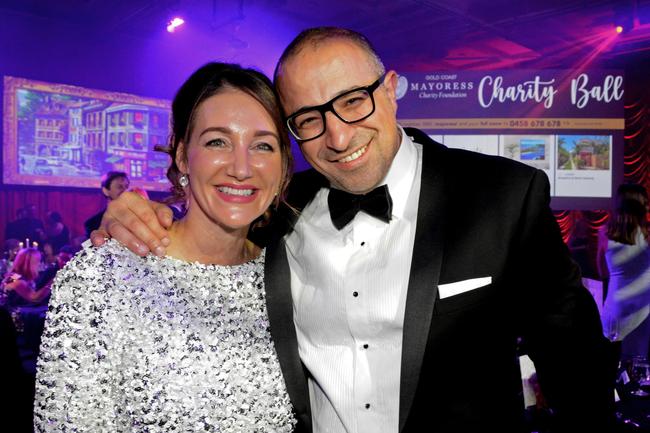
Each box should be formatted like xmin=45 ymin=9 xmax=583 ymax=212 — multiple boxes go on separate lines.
xmin=179 ymin=174 xmax=189 ymax=188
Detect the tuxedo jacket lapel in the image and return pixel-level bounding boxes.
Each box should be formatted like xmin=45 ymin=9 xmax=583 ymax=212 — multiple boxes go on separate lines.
xmin=264 ymin=231 xmax=312 ymax=431
xmin=399 ymin=128 xmax=447 ymax=431
xmin=264 ymin=130 xmax=446 ymax=432
xmin=262 ymin=171 xmax=325 ymax=433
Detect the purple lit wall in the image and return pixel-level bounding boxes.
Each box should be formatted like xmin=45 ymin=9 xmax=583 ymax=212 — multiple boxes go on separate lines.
xmin=0 ymin=6 xmax=309 ymax=243
xmin=0 ymin=7 xmax=311 ymax=175
xmin=2 ymin=1 xmax=650 ymax=247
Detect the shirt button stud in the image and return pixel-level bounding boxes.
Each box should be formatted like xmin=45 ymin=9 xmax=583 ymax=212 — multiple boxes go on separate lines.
xmin=365 ymin=403 xmax=371 ymax=409
xmin=353 ymin=291 xmax=358 ymax=297
xmin=363 ymin=344 xmax=369 ymax=349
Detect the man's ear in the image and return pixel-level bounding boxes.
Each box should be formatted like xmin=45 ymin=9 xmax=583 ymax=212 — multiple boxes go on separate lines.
xmin=101 ymin=187 xmax=110 ymax=199
xmin=382 ymin=70 xmax=399 ymax=113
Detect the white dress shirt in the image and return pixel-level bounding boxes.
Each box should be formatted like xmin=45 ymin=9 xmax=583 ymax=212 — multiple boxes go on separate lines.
xmin=285 ymin=128 xmax=423 ymax=433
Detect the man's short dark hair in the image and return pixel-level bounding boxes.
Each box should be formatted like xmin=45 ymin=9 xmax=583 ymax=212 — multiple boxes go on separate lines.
xmin=101 ymin=171 xmax=128 ymax=190
xmin=274 ymin=27 xmax=385 ymax=85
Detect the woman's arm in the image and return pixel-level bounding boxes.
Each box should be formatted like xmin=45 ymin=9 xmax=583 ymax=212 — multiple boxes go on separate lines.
xmin=34 ymin=248 xmax=117 ymax=432
xmin=4 ymin=278 xmax=50 ymax=303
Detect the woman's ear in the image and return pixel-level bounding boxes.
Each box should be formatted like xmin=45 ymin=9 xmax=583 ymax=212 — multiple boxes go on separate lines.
xmin=176 ymin=141 xmax=188 ymax=174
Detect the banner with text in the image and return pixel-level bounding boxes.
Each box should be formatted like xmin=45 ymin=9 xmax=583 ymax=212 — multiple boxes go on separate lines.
xmin=395 ymin=70 xmax=624 ymax=208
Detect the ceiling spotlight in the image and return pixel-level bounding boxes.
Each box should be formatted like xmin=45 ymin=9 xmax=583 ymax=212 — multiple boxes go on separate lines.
xmin=167 ymin=17 xmax=185 ymax=33
xmin=615 ymin=25 xmax=624 ymax=34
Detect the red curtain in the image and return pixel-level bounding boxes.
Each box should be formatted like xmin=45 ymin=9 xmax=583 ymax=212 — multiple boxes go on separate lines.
xmin=0 ymin=188 xmax=104 ymax=246
xmin=552 ymin=67 xmax=650 ymax=277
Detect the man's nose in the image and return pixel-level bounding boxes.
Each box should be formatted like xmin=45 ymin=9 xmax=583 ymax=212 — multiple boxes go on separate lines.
xmin=322 ymin=111 xmax=355 ymax=151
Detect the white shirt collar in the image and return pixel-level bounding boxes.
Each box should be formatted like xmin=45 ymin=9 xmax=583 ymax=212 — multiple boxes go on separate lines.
xmin=311 ymin=126 xmax=419 ymax=230
xmin=380 ymin=126 xmax=418 ymax=220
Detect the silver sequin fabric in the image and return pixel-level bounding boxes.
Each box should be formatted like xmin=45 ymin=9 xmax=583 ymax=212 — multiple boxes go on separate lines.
xmin=34 ymin=240 xmax=296 ymax=432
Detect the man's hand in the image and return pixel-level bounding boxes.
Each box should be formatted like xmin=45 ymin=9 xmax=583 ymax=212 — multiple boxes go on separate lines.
xmin=90 ymin=191 xmax=174 ymax=256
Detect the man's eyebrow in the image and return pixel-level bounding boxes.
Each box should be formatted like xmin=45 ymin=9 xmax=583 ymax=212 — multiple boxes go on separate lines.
xmin=292 ymin=83 xmax=367 ymax=113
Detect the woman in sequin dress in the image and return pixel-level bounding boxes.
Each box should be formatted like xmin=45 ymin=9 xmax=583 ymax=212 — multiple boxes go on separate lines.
xmin=34 ymin=63 xmax=296 ymax=432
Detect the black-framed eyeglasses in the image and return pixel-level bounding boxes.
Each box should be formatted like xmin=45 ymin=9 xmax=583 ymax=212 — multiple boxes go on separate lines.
xmin=285 ymin=77 xmax=383 ymax=142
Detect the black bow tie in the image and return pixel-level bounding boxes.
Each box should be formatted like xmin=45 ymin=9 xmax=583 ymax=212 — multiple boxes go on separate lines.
xmin=328 ymin=185 xmax=393 ymax=230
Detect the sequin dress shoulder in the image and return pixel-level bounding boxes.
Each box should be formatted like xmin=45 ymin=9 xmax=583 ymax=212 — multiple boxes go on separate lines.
xmin=34 ymin=239 xmax=296 ymax=432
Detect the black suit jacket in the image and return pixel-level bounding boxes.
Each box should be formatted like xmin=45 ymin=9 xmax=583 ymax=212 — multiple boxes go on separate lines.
xmin=261 ymin=128 xmax=614 ymax=433
xmin=84 ymin=209 xmax=105 ymax=238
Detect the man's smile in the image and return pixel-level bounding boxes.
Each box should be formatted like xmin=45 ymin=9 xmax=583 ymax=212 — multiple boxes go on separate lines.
xmin=337 ymin=144 xmax=368 ymax=163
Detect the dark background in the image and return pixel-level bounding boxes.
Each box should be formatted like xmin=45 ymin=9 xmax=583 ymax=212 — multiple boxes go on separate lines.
xmin=1 ymin=0 xmax=649 ymax=245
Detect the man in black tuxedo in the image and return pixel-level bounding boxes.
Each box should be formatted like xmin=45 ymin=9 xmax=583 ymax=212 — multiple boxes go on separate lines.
xmin=94 ymin=27 xmax=614 ymax=433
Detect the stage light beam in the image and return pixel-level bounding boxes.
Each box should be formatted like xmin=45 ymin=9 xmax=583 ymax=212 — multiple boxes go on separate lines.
xmin=167 ymin=17 xmax=185 ymax=33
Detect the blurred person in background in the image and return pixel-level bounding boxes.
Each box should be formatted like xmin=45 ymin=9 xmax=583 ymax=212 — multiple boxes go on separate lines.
xmin=598 ymin=183 xmax=650 ymax=361
xmin=568 ymin=211 xmax=599 ymax=280
xmin=34 ymin=245 xmax=76 ymax=294
xmin=5 ymin=205 xmax=45 ymax=246
xmin=1 ymin=247 xmax=53 ymax=427
xmin=43 ymin=211 xmax=70 ymax=254
xmin=0 ymin=307 xmax=34 ymax=433
xmin=41 ymin=243 xmax=58 ymax=268
xmin=0 ymin=239 xmax=21 ymax=286
xmin=2 ymin=247 xmax=50 ymax=308
xmin=84 ymin=171 xmax=130 ymax=237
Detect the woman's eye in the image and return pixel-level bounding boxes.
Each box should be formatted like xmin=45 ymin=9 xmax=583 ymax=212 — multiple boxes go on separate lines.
xmin=205 ymin=138 xmax=227 ymax=147
xmin=254 ymin=142 xmax=275 ymax=152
